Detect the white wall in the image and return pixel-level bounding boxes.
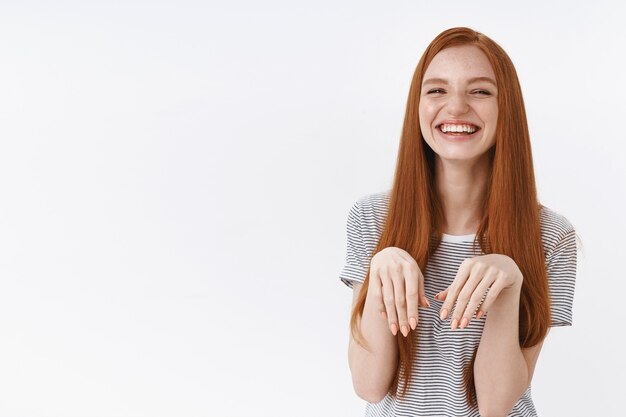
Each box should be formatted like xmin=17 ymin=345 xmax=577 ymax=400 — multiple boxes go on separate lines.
xmin=0 ymin=1 xmax=623 ymax=416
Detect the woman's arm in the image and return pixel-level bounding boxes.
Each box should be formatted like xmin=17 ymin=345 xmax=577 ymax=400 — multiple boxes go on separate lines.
xmin=473 ymin=282 xmax=545 ymax=417
xmin=436 ymin=254 xmax=547 ymax=417
xmin=348 ymin=283 xmax=399 ymax=403
xmin=347 ymin=246 xmax=429 ymax=403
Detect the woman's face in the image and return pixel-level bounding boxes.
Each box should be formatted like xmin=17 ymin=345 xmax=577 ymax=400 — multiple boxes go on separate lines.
xmin=418 ymin=45 xmax=498 ymax=165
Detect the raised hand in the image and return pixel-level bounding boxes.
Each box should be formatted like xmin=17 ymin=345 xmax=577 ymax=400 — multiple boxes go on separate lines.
xmin=435 ymin=254 xmax=523 ymax=330
xmin=368 ymin=247 xmax=431 ymax=337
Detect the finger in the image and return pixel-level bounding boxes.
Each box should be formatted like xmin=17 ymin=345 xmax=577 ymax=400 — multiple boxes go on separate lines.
xmin=435 ymin=287 xmax=448 ymax=301
xmin=476 ymin=278 xmax=506 ymax=315
xmin=395 ymin=252 xmax=429 ymax=309
xmin=417 ymin=270 xmax=430 ymax=308
xmin=459 ymin=272 xmax=496 ymax=328
xmin=391 ymin=265 xmax=410 ymax=337
xmin=451 ymin=263 xmax=486 ymax=330
xmin=440 ymin=258 xmax=473 ymax=321
xmin=379 ymin=268 xmax=399 ymax=336
xmin=403 ymin=264 xmax=420 ymax=331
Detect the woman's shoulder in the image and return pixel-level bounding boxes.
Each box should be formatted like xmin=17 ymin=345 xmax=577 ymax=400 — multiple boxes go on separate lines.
xmin=538 ymin=204 xmax=577 ymax=255
xmin=349 ymin=189 xmax=391 ymax=232
xmin=354 ymin=189 xmax=391 ymax=208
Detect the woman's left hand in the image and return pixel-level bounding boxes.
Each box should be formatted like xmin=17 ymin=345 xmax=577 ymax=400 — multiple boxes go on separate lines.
xmin=435 ymin=254 xmax=523 ymax=330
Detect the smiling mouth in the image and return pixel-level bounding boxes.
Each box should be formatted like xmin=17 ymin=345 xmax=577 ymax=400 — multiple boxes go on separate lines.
xmin=437 ymin=123 xmax=481 ymax=135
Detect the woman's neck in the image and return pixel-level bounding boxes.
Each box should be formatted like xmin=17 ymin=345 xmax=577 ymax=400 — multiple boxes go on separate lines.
xmin=435 ymin=156 xmax=489 ymax=235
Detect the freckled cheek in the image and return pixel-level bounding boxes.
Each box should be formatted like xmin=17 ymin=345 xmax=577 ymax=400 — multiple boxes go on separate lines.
xmin=491 ymin=109 xmax=499 ymax=126
xmin=481 ymin=108 xmax=498 ymax=145
xmin=418 ymin=102 xmax=439 ymax=134
xmin=477 ymin=103 xmax=498 ymax=127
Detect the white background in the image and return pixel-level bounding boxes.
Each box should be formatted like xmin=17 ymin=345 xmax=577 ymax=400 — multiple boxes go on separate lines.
xmin=0 ymin=1 xmax=624 ymax=416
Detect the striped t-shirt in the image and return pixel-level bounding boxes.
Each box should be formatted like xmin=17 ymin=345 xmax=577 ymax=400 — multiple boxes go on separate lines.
xmin=339 ymin=190 xmax=577 ymax=417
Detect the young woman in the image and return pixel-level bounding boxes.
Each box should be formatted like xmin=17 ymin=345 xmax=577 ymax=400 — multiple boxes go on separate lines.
xmin=339 ymin=27 xmax=577 ymax=417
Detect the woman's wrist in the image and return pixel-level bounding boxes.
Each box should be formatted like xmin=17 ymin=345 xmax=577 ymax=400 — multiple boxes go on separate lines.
xmin=491 ymin=281 xmax=522 ymax=312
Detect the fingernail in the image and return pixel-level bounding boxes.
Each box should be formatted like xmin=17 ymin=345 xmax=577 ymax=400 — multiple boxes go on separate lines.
xmin=476 ymin=310 xmax=484 ymax=320
xmin=391 ymin=323 xmax=398 ymax=336
xmin=439 ymin=308 xmax=448 ymax=320
xmin=425 ymin=298 xmax=431 ymax=308
xmin=380 ymin=311 xmax=387 ymax=319
xmin=409 ymin=317 xmax=417 ymax=329
xmin=451 ymin=318 xmax=459 ymax=330
xmin=460 ymin=317 xmax=469 ymax=328
xmin=401 ymin=325 xmax=408 ymax=337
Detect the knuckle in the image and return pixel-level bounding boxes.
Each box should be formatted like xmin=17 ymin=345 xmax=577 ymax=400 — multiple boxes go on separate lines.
xmin=405 ymin=261 xmax=419 ymax=275
xmin=391 ymin=258 xmax=405 ymax=269
xmin=472 ymin=259 xmax=484 ymax=268
xmin=389 ymin=264 xmax=403 ymax=280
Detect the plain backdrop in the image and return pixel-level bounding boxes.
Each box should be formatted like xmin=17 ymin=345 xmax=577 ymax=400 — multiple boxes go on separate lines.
xmin=0 ymin=1 xmax=624 ymax=416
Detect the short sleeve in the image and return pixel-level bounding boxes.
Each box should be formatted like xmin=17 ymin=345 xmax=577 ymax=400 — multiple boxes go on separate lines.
xmin=546 ymin=226 xmax=578 ymax=327
xmin=339 ymin=200 xmax=371 ymax=289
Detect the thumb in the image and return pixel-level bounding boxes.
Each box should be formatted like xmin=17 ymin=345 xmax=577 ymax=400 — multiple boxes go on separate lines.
xmin=419 ymin=285 xmax=430 ymax=308
xmin=434 ymin=288 xmax=449 ymax=301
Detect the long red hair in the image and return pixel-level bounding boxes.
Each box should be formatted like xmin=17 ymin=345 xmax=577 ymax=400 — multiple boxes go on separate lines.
xmin=349 ymin=27 xmax=550 ymax=407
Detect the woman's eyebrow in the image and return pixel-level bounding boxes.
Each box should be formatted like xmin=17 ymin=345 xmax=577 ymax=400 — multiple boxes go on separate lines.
xmin=422 ymin=76 xmax=497 ymax=86
xmin=467 ymin=76 xmax=497 ymax=86
xmin=422 ymin=77 xmax=448 ymax=86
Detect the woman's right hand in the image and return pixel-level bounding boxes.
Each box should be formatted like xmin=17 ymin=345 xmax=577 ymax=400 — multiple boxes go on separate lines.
xmin=368 ymin=247 xmax=430 ymax=337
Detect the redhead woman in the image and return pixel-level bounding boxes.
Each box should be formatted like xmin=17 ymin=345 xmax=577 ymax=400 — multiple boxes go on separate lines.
xmin=339 ymin=27 xmax=577 ymax=417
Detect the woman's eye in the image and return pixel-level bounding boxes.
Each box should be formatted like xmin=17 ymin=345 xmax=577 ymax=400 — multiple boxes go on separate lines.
xmin=472 ymin=89 xmax=491 ymax=95
xmin=427 ymin=88 xmax=445 ymax=94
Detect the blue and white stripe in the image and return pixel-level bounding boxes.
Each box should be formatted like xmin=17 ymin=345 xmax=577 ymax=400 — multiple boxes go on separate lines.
xmin=339 ymin=190 xmax=577 ymax=417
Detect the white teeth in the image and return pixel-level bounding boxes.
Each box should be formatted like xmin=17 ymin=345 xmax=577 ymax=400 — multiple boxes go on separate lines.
xmin=440 ymin=124 xmax=478 ymax=133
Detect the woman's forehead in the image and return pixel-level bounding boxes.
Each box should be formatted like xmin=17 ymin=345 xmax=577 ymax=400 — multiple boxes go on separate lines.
xmin=424 ymin=45 xmax=496 ymax=81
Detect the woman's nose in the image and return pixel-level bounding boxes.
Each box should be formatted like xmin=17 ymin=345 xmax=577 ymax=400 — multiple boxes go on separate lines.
xmin=446 ymin=93 xmax=470 ymax=115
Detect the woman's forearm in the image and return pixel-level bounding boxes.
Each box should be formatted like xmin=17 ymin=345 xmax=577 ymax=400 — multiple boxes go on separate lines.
xmin=348 ymin=284 xmax=399 ymax=403
xmin=474 ymin=283 xmax=529 ymax=416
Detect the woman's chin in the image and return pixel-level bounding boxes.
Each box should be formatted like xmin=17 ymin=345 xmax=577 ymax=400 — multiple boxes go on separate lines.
xmin=434 ymin=152 xmax=490 ymax=167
